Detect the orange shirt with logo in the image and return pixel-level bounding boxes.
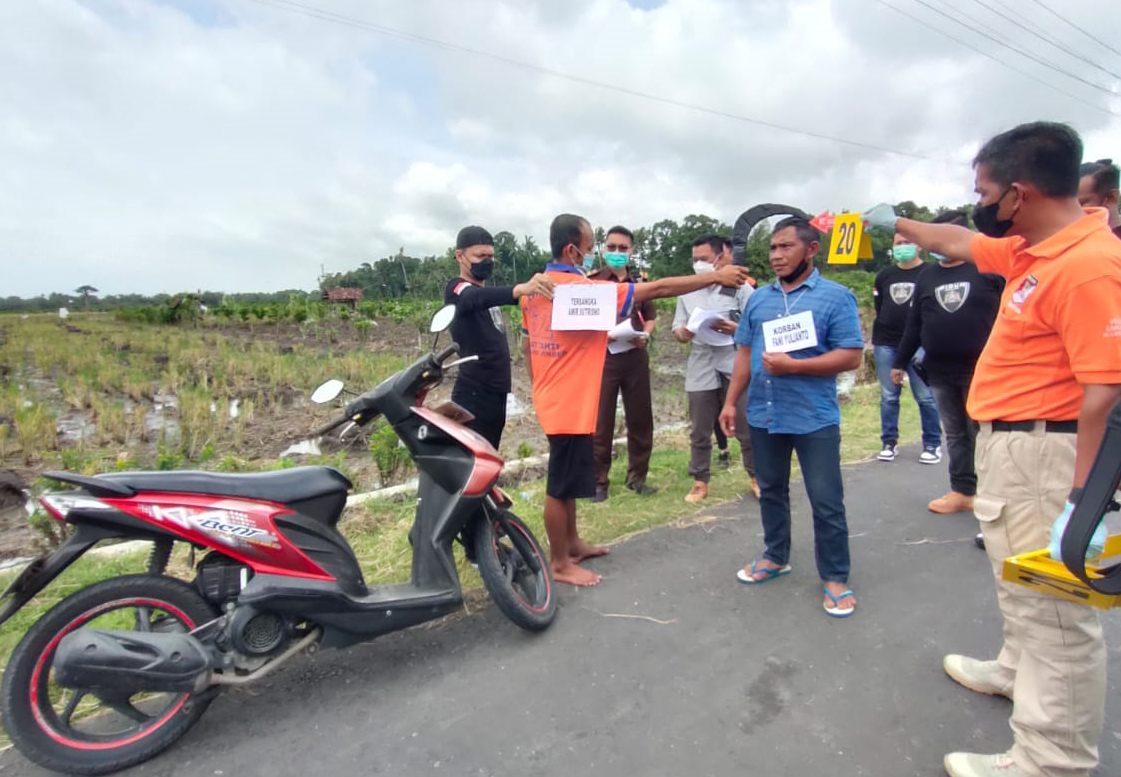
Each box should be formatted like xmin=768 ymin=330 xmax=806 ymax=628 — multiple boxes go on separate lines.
xmin=520 ymin=263 xmax=634 ymax=435
xmin=967 ymin=209 xmax=1121 ymax=422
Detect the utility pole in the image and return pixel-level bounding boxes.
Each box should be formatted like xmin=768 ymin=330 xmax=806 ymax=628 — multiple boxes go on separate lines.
xmin=397 ymin=247 xmax=409 ymax=294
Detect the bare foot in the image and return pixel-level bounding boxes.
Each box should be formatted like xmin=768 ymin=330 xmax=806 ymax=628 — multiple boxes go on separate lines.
xmin=569 ymin=539 xmax=610 ymax=563
xmin=823 ymin=580 xmax=856 ymax=613
xmin=552 ymin=560 xmax=602 ymax=587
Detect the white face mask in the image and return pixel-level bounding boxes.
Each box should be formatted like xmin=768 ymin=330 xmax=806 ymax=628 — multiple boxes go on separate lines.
xmin=693 ymin=260 xmax=715 ymax=275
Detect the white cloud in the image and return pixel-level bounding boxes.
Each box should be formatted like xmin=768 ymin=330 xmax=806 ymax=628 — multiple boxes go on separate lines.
xmin=1 ymin=0 xmax=1118 ymax=296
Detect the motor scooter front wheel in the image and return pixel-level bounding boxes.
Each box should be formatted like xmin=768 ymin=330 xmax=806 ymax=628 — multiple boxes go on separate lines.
xmin=473 ymin=511 xmax=556 ymax=631
xmin=1 ymin=574 xmax=217 ymax=775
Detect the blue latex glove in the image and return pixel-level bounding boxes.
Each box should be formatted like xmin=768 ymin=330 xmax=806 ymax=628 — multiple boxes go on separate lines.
xmin=1048 ymin=501 xmax=1108 ymax=560
xmin=862 ymin=203 xmax=899 ymax=230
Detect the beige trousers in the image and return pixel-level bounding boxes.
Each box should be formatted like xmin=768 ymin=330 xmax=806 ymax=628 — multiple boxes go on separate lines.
xmin=973 ymin=424 xmax=1106 ymax=777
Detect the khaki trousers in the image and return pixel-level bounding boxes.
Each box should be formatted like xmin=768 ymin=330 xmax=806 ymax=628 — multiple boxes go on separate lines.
xmin=973 ymin=424 xmax=1106 ymax=777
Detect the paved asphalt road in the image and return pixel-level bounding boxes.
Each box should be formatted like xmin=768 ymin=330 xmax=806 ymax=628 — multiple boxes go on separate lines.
xmin=2 ymin=445 xmax=1119 ymax=776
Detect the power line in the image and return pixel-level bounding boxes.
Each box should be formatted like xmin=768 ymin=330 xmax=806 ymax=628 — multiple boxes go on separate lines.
xmin=937 ymin=0 xmax=1108 ymax=89
xmin=1027 ymin=0 xmax=1121 ymax=60
xmin=961 ymin=0 xmax=1121 ymax=81
xmin=873 ymin=0 xmax=1118 ymax=117
xmin=243 ymin=0 xmax=945 ymax=161
xmin=904 ymin=0 xmax=1116 ymax=96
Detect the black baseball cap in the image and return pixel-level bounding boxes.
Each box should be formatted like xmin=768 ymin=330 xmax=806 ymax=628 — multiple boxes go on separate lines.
xmin=456 ymin=225 xmax=494 ymax=249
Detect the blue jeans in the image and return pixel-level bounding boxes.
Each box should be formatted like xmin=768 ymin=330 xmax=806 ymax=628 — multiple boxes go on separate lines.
xmin=873 ymin=344 xmax=941 ymax=448
xmin=749 ymin=424 xmax=850 ymax=583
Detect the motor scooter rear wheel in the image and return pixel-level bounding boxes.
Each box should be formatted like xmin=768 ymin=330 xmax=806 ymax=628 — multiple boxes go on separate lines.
xmin=473 ymin=510 xmax=556 ymax=631
xmin=1 ymin=574 xmax=217 ymax=775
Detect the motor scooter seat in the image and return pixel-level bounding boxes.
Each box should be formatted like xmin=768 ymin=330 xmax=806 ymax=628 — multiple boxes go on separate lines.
xmin=97 ymin=466 xmax=353 ymax=506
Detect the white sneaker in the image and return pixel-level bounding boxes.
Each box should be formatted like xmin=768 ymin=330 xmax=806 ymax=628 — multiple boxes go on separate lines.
xmin=942 ymin=654 xmax=1012 ymax=698
xmin=944 ymin=751 xmax=1026 ymax=777
xmin=920 ymin=444 xmax=942 ymax=464
xmin=877 ymin=443 xmax=897 ymax=461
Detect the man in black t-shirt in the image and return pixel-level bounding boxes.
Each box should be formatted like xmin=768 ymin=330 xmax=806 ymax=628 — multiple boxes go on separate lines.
xmin=872 ymin=234 xmax=942 ymax=464
xmin=443 ymin=226 xmax=553 ymax=449
xmin=891 ymin=211 xmax=1005 ymax=514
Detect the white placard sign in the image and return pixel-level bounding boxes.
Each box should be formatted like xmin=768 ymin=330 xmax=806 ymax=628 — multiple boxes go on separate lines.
xmin=762 ymin=310 xmax=818 ymax=353
xmin=551 ymin=283 xmax=617 ymax=331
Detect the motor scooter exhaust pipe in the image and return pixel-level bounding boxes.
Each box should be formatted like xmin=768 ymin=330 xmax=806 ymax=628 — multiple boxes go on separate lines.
xmin=53 ymin=627 xmax=214 ymax=695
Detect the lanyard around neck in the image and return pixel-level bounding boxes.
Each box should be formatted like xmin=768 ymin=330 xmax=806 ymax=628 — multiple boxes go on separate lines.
xmin=781 ymin=287 xmax=808 ymax=317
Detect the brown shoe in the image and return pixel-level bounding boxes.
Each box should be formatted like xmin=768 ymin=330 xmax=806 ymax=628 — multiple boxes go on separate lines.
xmin=928 ymin=491 xmax=974 ymax=514
xmin=684 ymin=481 xmax=708 ymax=503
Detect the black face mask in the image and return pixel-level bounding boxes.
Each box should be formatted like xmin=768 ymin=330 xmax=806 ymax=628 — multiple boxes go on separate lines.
xmin=779 ymin=254 xmax=811 ymax=284
xmin=972 ymin=187 xmax=1016 ymax=238
xmin=469 ymin=259 xmax=494 ymax=281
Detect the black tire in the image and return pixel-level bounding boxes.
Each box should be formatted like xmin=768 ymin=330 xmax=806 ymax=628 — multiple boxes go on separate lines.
xmin=473 ymin=509 xmax=557 ymax=632
xmin=1 ymin=574 xmax=218 ymax=775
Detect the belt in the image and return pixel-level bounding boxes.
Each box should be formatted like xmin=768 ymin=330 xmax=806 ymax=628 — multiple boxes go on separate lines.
xmin=990 ymin=419 xmax=1078 ymax=434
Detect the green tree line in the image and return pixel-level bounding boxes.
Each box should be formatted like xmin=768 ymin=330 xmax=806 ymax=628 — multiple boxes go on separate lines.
xmin=3 ymin=202 xmax=971 ymax=313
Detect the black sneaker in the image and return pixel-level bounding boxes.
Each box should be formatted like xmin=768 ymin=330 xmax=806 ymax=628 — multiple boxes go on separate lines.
xmin=591 ymin=488 xmax=608 ymax=503
xmin=920 ymin=444 xmax=943 ymax=465
xmin=626 ymin=482 xmax=658 ymax=496
xmin=717 ymin=450 xmax=731 ymax=469
xmin=877 ymin=443 xmax=897 ymax=462
xmin=975 ymin=532 xmax=985 ymax=550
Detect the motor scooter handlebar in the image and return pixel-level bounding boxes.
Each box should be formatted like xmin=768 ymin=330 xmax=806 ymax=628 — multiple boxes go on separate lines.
xmin=312 ymin=414 xmax=354 ymax=437
xmin=435 ymin=343 xmax=459 ymax=364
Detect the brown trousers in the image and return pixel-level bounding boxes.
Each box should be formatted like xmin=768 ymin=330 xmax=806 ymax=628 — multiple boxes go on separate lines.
xmin=593 ymin=347 xmax=654 ymax=491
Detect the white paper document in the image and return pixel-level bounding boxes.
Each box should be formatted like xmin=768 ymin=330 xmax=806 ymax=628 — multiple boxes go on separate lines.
xmin=607 ymin=321 xmax=646 ymax=354
xmin=762 ymin=310 xmax=819 ymax=353
xmin=686 ymin=307 xmax=734 ymax=347
xmin=551 ymin=284 xmax=617 ymax=331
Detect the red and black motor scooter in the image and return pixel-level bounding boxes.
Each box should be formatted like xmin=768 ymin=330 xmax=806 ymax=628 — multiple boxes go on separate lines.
xmin=0 ymin=306 xmax=556 ymax=775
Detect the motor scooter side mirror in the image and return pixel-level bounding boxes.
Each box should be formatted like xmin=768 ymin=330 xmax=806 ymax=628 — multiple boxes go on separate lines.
xmin=430 ymin=304 xmax=456 ymax=334
xmin=311 ymin=379 xmax=345 ymax=404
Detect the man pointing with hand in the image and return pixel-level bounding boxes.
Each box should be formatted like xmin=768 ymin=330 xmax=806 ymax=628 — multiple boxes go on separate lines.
xmin=865 ymin=121 xmax=1121 ymax=777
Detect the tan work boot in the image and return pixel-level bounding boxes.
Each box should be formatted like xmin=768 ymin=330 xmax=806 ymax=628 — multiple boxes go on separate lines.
xmin=928 ymin=491 xmax=974 ymax=514
xmin=684 ymin=481 xmax=708 ymax=503
xmin=942 ymin=654 xmax=1012 ymax=699
xmin=943 ymin=751 xmax=1027 ymax=777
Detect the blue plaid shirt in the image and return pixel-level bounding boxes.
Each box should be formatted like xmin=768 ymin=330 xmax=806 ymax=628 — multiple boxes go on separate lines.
xmin=734 ymin=269 xmax=864 ymax=434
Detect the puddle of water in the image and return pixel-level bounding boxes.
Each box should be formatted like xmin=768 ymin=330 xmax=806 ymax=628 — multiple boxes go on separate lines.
xmin=56 ymin=410 xmax=97 ymax=443
xmin=281 ymin=439 xmax=321 ymax=457
xmin=145 ymin=392 xmax=180 ymax=438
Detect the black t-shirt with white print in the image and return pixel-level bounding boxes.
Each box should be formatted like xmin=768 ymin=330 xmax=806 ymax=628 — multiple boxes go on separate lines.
xmin=872 ymin=263 xmax=925 ymax=347
xmin=892 ymin=262 xmax=1005 ymax=382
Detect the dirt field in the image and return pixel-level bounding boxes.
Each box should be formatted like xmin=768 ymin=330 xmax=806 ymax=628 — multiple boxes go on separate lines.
xmin=0 ymin=311 xmax=701 ymax=561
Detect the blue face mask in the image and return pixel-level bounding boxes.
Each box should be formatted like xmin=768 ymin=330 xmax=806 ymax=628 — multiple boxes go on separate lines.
xmin=604 ymin=251 xmax=628 ymax=269
xmin=582 ymin=253 xmax=596 ymax=269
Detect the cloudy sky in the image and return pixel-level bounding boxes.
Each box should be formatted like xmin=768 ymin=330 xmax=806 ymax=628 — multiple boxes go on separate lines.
xmin=3 ymin=0 xmax=1118 ymax=297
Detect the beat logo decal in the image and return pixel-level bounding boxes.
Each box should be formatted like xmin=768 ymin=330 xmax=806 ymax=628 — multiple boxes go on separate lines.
xmin=141 ymin=504 xmax=280 ymax=549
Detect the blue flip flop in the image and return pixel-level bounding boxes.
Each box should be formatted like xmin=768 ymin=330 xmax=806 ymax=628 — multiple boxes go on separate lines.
xmin=823 ymin=586 xmax=856 ymax=618
xmin=736 ymin=560 xmax=792 ymax=584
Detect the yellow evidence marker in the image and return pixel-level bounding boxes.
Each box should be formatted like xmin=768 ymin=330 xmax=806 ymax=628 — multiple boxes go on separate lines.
xmin=826 ymin=212 xmax=873 ymax=265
